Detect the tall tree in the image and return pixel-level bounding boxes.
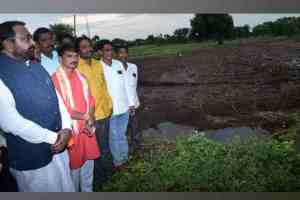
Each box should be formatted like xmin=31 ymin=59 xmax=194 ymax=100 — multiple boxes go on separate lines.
xmin=112 ymin=38 xmax=127 ymax=47
xmin=252 ymin=22 xmax=274 ymax=36
xmin=173 ymin=28 xmax=190 ymax=43
xmin=146 ymin=34 xmax=155 ymax=44
xmin=234 ymin=25 xmax=250 ymax=38
xmin=49 ymin=23 xmax=74 ymax=45
xmin=92 ymin=35 xmax=100 ymax=43
xmin=252 ymin=17 xmax=300 ymax=37
xmin=91 ymin=35 xmax=100 ymax=49
xmin=190 ymin=14 xmax=234 ymax=44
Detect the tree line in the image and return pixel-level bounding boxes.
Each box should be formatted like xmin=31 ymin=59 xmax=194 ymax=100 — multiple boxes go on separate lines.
xmin=49 ymin=14 xmax=300 ymax=47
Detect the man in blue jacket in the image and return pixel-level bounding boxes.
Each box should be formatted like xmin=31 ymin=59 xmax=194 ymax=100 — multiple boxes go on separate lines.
xmin=0 ymin=21 xmax=75 ymax=192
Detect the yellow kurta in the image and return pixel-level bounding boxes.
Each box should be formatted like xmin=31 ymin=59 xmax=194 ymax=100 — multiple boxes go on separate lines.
xmin=78 ymin=58 xmax=113 ymax=120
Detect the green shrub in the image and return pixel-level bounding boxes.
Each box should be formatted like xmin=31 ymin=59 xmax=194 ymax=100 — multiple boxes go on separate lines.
xmin=98 ymin=132 xmax=300 ymax=192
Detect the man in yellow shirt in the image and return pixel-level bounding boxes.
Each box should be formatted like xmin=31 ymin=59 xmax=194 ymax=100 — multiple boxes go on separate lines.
xmin=75 ymin=36 xmax=113 ymax=187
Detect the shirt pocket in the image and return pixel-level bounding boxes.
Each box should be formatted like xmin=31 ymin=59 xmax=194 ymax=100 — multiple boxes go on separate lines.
xmin=114 ymin=69 xmax=125 ymax=83
xmin=117 ymin=70 xmax=123 ymax=75
xmin=130 ymin=72 xmax=138 ymax=87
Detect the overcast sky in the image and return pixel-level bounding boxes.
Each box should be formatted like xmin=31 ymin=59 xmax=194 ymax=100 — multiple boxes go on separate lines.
xmin=0 ymin=14 xmax=299 ymax=40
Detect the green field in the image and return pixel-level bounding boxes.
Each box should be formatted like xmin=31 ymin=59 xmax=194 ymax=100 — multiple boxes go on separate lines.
xmin=129 ymin=41 xmax=215 ymax=59
xmin=128 ymin=36 xmax=291 ymax=59
xmin=128 ymin=39 xmax=244 ymax=59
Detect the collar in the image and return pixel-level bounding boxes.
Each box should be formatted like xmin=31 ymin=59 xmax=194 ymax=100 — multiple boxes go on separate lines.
xmin=101 ymin=59 xmax=113 ymax=67
xmin=41 ymin=50 xmax=57 ymax=60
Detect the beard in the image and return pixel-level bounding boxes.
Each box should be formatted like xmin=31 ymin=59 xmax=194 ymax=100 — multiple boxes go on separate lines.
xmin=81 ymin=52 xmax=92 ymax=60
xmin=13 ymin=49 xmax=31 ymax=61
xmin=13 ymin=45 xmax=35 ymax=61
xmin=24 ymin=50 xmax=35 ymax=60
xmin=26 ymin=47 xmax=35 ymax=60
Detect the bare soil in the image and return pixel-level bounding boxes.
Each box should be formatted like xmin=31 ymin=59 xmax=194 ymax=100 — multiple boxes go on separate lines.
xmin=131 ymin=38 xmax=300 ymax=132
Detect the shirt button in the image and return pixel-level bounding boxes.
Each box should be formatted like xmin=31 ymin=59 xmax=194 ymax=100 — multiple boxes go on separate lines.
xmin=48 ymin=96 xmax=51 ymax=100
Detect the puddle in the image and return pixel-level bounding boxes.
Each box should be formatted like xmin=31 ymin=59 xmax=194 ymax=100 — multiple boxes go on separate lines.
xmin=142 ymin=122 xmax=270 ymax=143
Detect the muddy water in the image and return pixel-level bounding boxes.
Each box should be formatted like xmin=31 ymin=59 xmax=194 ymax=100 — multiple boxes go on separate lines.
xmin=142 ymin=121 xmax=270 ymax=143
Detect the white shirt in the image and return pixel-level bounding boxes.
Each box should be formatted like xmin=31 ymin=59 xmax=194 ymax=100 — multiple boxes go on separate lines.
xmin=123 ymin=62 xmax=140 ymax=108
xmin=101 ymin=59 xmax=130 ymax=115
xmin=0 ymin=79 xmax=72 ymax=145
xmin=41 ymin=50 xmax=60 ymax=76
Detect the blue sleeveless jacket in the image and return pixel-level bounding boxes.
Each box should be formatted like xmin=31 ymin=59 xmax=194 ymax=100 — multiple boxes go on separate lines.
xmin=0 ymin=54 xmax=62 ymax=170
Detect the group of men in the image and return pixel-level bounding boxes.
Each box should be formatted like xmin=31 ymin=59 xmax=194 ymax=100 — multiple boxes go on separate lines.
xmin=0 ymin=20 xmax=141 ymax=192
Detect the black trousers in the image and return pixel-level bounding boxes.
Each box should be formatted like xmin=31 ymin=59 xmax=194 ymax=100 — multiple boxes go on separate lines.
xmin=127 ymin=109 xmax=142 ymax=152
xmin=94 ymin=117 xmax=113 ymax=186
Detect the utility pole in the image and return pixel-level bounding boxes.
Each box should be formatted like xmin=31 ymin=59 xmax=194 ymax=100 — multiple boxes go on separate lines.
xmin=73 ymin=14 xmax=77 ymax=37
xmin=85 ymin=15 xmax=91 ymax=38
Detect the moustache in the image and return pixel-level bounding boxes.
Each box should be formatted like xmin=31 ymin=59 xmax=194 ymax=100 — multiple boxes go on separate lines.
xmin=28 ymin=45 xmax=35 ymax=52
xmin=45 ymin=45 xmax=54 ymax=50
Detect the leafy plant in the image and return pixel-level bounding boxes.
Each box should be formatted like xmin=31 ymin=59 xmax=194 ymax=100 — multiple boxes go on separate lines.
xmin=97 ymin=131 xmax=300 ymax=192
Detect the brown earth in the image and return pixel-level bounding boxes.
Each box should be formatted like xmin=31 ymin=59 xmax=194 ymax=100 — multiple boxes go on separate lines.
xmin=130 ymin=37 xmax=300 ymax=131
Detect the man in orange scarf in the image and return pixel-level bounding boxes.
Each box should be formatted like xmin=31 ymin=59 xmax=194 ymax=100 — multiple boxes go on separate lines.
xmin=52 ymin=44 xmax=100 ymax=192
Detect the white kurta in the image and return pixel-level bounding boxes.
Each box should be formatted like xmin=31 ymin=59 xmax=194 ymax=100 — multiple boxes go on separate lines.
xmin=10 ymin=150 xmax=75 ymax=192
xmin=0 ymin=77 xmax=75 ymax=192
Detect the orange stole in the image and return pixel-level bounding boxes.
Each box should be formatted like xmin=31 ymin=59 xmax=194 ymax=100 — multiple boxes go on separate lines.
xmin=67 ymin=131 xmax=100 ymax=170
xmin=52 ymin=69 xmax=100 ymax=170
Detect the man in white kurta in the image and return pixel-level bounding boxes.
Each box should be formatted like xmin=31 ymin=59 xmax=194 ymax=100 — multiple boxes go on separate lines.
xmin=0 ymin=79 xmax=75 ymax=192
xmin=0 ymin=21 xmax=75 ymax=192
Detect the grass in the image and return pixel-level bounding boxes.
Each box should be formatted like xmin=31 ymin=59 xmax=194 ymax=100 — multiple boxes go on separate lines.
xmin=97 ymin=133 xmax=300 ymax=192
xmin=129 ymin=42 xmax=212 ymax=58
xmin=274 ymin=112 xmax=300 ymax=147
xmin=95 ymin=112 xmax=300 ymax=192
xmin=128 ymin=36 xmax=288 ymax=59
